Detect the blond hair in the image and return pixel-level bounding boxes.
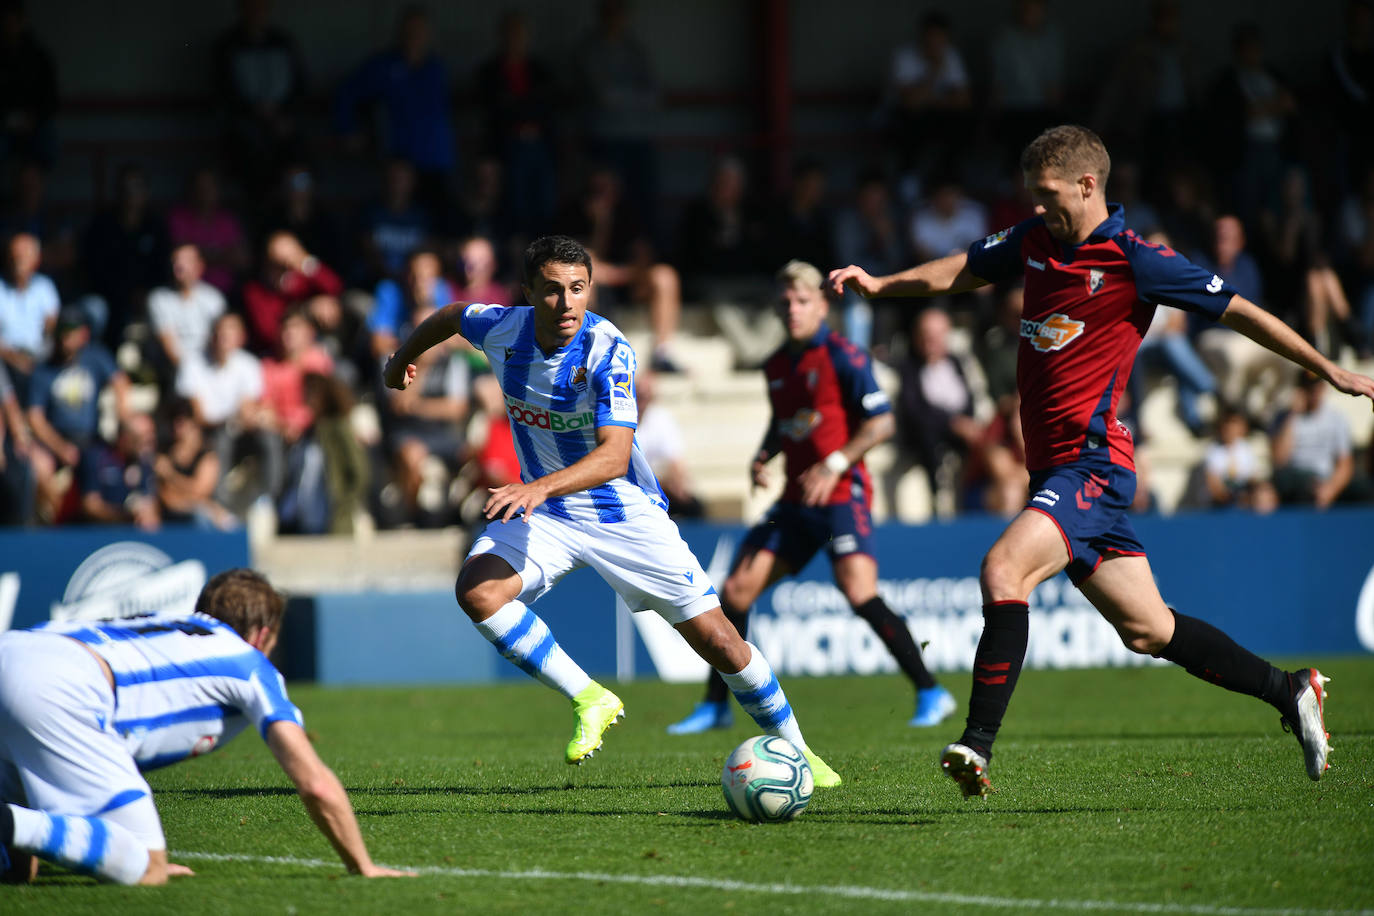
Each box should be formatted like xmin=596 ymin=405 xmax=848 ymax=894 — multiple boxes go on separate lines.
xmin=775 ymin=259 xmax=823 ymax=290
xmin=1020 ymin=125 xmax=1111 ymax=187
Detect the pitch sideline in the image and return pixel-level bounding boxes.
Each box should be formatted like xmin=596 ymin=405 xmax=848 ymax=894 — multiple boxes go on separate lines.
xmin=172 ymin=850 xmax=1370 ymax=916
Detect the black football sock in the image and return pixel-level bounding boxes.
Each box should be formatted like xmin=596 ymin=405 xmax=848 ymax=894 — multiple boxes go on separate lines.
xmin=959 ymin=600 xmax=1030 ymax=761
xmin=0 ymin=802 xmax=12 ymax=845
xmin=852 ymin=596 xmax=937 ymax=690
xmin=704 ymin=602 xmax=750 ymax=704
xmin=1156 ymin=610 xmax=1292 ymax=716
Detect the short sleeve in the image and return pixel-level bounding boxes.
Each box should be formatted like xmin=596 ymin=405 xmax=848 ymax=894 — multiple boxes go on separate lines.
xmin=460 ymin=303 xmax=510 ymax=352
xmin=1122 ymin=233 xmax=1235 ymax=320
xmin=966 ymin=219 xmax=1036 ymax=285
xmin=594 ymin=338 xmax=638 ymax=429
xmin=827 ymin=335 xmax=891 ymax=419
xmin=240 ymin=653 xmax=305 ymax=739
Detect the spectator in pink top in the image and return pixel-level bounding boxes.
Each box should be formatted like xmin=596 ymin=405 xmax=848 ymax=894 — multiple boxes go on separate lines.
xmin=452 ymin=235 xmax=512 ymax=306
xmin=260 ymin=308 xmax=333 ymax=444
xmin=167 ymin=167 xmax=250 ymax=294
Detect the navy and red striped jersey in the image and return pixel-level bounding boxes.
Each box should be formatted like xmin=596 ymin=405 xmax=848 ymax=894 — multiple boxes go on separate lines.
xmin=763 ymin=323 xmax=892 ymax=506
xmin=966 ymin=204 xmax=1236 ymax=472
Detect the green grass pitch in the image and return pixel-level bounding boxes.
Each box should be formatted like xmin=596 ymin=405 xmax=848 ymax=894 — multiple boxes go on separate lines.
xmin=7 ymin=659 xmax=1373 ymax=914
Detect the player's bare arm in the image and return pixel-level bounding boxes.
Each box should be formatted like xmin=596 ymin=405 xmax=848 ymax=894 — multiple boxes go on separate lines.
xmin=798 ymin=412 xmax=895 ymax=507
xmin=382 ymin=301 xmax=470 ymax=390
xmin=1219 ymin=295 xmax=1374 ymax=406
xmin=484 ymin=424 xmax=635 ymax=523
xmin=828 ymin=252 xmax=987 ymax=300
xmin=265 ymin=721 xmax=416 ymax=878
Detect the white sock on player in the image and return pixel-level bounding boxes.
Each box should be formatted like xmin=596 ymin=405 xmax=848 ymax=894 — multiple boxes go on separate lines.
xmin=6 ymin=804 xmax=150 ymax=885
xmin=474 ymin=600 xmax=592 ymax=698
xmin=719 ymin=642 xmax=807 ymax=750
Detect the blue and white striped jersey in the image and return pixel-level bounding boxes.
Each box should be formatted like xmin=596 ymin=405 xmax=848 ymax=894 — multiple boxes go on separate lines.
xmin=34 ymin=611 xmax=303 ymax=771
xmin=461 ymin=303 xmax=668 ymax=523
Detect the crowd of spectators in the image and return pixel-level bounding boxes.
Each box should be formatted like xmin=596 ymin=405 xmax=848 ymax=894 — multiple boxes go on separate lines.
xmin=0 ymin=0 xmax=1372 ymax=534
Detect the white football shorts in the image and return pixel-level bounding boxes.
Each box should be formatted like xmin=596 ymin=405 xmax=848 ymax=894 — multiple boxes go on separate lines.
xmin=468 ymin=504 xmax=719 ymax=624
xmin=0 ymin=631 xmax=166 ymax=851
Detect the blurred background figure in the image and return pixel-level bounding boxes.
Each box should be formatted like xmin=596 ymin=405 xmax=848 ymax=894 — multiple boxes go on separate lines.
xmin=147 ymin=243 xmax=227 ymax=388
xmin=74 ymin=413 xmax=159 ymax=530
xmin=0 ymin=361 xmax=34 ymax=524
xmin=0 ymin=0 xmax=57 ymax=168
xmin=212 ymin=0 xmax=308 ymax=197
xmin=82 ymin=164 xmax=168 ymax=351
xmin=25 ymin=306 xmax=129 ymax=523
xmin=154 ymin=396 xmax=235 ymax=530
xmin=1269 ymin=372 xmax=1371 ymax=508
xmin=242 ymin=229 xmax=343 ymax=356
xmin=474 ymin=11 xmax=556 ymax=242
xmin=1191 ymin=404 xmax=1277 ymax=512
xmin=0 ymin=231 xmax=58 ymax=399
xmin=334 ymin=4 xmax=455 ymax=218
xmin=882 ymin=11 xmax=972 ymax=190
xmin=633 ymin=369 xmax=703 ymax=519
xmin=166 ymin=167 xmax=249 ymax=296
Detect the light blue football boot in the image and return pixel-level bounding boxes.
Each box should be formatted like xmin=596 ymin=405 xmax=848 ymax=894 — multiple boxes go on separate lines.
xmin=665 ymin=700 xmax=733 ymax=735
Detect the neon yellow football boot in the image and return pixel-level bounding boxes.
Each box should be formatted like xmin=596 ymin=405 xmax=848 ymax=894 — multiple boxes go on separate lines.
xmin=565 ymin=682 xmax=625 ymax=765
xmin=802 ymin=748 xmax=842 ymax=788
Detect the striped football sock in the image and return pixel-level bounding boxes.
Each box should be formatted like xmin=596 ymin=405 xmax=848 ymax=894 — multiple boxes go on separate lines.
xmin=6 ymin=804 xmax=149 ymax=885
xmin=475 ymin=600 xmax=592 ymax=698
xmin=719 ymin=642 xmax=807 ymax=749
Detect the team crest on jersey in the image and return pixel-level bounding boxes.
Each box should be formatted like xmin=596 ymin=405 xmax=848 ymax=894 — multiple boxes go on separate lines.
xmin=1087 ymin=269 xmax=1105 ymax=294
xmin=572 ymin=366 xmax=588 ymax=391
xmin=983 ymin=228 xmax=1011 ymax=248
xmin=1020 ymin=313 xmax=1086 ymax=352
xmin=778 ymin=408 xmax=822 ymax=441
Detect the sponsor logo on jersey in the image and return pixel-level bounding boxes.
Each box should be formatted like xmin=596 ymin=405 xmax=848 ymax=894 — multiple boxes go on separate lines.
xmin=983 ymin=228 xmax=1011 ymax=248
xmin=1206 ymin=274 xmax=1224 ymax=293
xmin=465 ymin=303 xmax=496 ymax=317
xmin=861 ymin=390 xmax=890 ymax=411
xmin=1087 ymin=268 xmax=1105 ymax=294
xmin=1020 ymin=313 xmax=1086 ymax=352
xmin=779 ymin=408 xmax=822 ymax=441
xmin=1027 ymin=257 xmax=1047 ymax=271
xmin=505 ymin=395 xmax=595 ymax=432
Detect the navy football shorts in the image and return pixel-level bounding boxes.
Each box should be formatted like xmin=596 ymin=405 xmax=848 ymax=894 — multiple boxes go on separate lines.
xmin=741 ymin=499 xmax=876 ymax=572
xmin=1024 ymin=462 xmax=1147 ymax=585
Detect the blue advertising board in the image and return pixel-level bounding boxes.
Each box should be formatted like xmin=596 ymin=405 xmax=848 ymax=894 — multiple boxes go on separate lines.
xmin=0 ymin=526 xmax=251 ymax=632
xmin=274 ymin=508 xmax=1373 ymax=685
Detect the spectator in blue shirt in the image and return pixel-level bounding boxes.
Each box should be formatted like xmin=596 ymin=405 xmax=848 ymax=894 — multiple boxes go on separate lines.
xmin=334 ymin=5 xmax=455 ymax=215
xmin=75 ymin=412 xmax=159 ymax=530
xmin=356 ymin=159 xmax=431 ymax=286
xmin=26 ymin=306 xmax=130 ymax=523
xmin=368 ymin=247 xmax=452 ymax=362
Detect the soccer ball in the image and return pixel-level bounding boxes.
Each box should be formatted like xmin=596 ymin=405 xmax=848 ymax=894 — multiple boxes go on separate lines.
xmin=721 ymin=735 xmax=814 ymax=823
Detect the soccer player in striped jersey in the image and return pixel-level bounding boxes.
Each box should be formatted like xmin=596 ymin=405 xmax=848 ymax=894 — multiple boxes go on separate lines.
xmin=383 ymin=235 xmax=841 ymax=786
xmin=830 ymin=125 xmax=1374 ymax=797
xmin=0 ymin=569 xmax=413 ymax=884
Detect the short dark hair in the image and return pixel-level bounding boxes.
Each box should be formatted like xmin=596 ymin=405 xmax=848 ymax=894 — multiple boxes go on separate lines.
xmin=522 ymin=235 xmax=593 ymax=287
xmin=1020 ymin=124 xmax=1111 ymax=187
xmin=196 ymin=568 xmax=286 ymax=639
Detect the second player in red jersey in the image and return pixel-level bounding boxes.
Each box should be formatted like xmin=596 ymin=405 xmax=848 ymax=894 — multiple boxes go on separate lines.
xmin=667 ymin=260 xmax=954 ymax=735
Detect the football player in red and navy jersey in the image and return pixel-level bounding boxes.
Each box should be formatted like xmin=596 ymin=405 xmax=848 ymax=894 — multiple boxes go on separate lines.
xmin=667 ymin=260 xmax=954 ymax=736
xmin=830 ymin=125 xmax=1374 ymax=797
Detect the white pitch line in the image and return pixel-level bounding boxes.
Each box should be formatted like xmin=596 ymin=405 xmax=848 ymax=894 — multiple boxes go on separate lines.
xmin=171 ymin=851 xmax=1371 ymax=916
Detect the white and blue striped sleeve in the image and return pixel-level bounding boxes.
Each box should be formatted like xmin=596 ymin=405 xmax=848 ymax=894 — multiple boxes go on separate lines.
xmin=458 ymin=303 xmax=511 ymax=353
xmin=237 ymin=652 xmax=305 ymax=739
xmin=593 ymin=337 xmax=639 ymax=429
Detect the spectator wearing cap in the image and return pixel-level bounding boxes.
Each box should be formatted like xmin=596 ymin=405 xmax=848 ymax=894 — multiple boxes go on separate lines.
xmin=0 ymin=231 xmax=59 ymax=398
xmin=26 ymin=305 xmax=129 ymax=522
